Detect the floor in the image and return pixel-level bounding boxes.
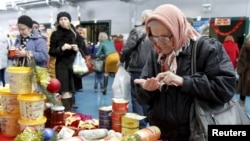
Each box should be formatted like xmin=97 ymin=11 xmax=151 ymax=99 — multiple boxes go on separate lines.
xmin=3 ymin=71 xmax=250 ymax=119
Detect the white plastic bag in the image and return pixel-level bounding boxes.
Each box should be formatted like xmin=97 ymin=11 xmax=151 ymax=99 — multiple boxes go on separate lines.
xmin=112 ymin=66 xmax=131 ymax=101
xmin=73 ymin=51 xmax=89 ymax=75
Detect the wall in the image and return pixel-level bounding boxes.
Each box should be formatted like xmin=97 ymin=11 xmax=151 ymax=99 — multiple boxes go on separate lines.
xmin=0 ymin=0 xmax=250 ymax=35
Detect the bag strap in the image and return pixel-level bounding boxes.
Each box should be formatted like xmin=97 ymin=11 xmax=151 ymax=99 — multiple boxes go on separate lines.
xmin=191 ymin=36 xmax=207 ymax=74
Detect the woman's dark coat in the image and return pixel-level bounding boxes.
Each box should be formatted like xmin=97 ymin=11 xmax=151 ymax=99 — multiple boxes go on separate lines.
xmin=237 ymin=40 xmax=250 ymax=96
xmin=49 ymin=25 xmax=88 ymax=92
xmin=136 ymin=37 xmax=235 ymax=140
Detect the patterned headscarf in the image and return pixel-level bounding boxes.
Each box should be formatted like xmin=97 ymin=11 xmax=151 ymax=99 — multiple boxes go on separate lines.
xmin=146 ymin=4 xmax=200 ymax=73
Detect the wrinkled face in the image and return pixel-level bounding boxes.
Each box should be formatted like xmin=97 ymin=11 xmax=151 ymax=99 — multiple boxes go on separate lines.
xmin=59 ymin=17 xmax=70 ymax=29
xmin=18 ymin=24 xmax=32 ymax=37
xmin=148 ymin=21 xmax=174 ymax=55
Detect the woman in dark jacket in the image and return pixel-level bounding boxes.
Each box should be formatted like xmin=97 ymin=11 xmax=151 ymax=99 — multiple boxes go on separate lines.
xmin=134 ymin=4 xmax=235 ymax=141
xmin=49 ymin=12 xmax=90 ymax=111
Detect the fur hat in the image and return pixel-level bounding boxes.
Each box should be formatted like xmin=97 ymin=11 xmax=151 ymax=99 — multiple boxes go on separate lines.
xmin=17 ymin=15 xmax=33 ymax=28
xmin=57 ymin=12 xmax=71 ymax=22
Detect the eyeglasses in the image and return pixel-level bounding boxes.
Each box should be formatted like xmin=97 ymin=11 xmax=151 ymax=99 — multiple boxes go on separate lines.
xmin=149 ymin=35 xmax=172 ymax=43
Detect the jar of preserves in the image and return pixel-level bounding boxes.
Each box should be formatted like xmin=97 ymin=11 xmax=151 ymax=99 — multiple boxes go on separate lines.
xmin=51 ymin=105 xmax=65 ymax=128
xmin=44 ymin=103 xmax=53 ymax=128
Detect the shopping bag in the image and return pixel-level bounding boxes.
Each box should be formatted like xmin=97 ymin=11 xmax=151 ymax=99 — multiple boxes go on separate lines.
xmin=112 ymin=66 xmax=131 ymax=101
xmin=73 ymin=51 xmax=89 ymax=76
xmin=93 ymin=58 xmax=104 ymax=72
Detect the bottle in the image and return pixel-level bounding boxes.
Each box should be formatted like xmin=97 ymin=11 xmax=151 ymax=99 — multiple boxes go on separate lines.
xmin=51 ymin=105 xmax=65 ymax=128
xmin=133 ymin=126 xmax=161 ymax=141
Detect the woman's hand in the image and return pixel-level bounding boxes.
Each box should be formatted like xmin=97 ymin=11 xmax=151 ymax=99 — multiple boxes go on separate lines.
xmin=71 ymin=44 xmax=78 ymax=51
xmin=134 ymin=77 xmax=161 ymax=91
xmin=62 ymin=43 xmax=72 ymax=51
xmin=156 ymin=71 xmax=184 ymax=86
xmin=15 ymin=48 xmax=27 ymax=57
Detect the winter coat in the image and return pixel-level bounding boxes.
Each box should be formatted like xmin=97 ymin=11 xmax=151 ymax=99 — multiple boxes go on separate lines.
xmin=222 ymin=40 xmax=239 ymax=69
xmin=137 ymin=37 xmax=235 ymax=140
xmin=15 ymin=30 xmax=48 ymax=67
xmin=0 ymin=36 xmax=8 ymax=69
xmin=237 ymin=40 xmax=250 ymax=96
xmin=49 ymin=25 xmax=89 ymax=92
xmin=120 ymin=25 xmax=154 ymax=72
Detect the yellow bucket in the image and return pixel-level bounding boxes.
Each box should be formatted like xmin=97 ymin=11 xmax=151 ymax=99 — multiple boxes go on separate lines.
xmin=0 ymin=88 xmax=20 ymax=114
xmin=7 ymin=67 xmax=32 ymax=94
xmin=0 ymin=112 xmax=20 ymax=137
xmin=18 ymin=116 xmax=47 ymax=132
xmin=17 ymin=93 xmax=46 ymax=120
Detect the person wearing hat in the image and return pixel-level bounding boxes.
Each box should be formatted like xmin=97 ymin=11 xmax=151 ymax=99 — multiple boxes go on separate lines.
xmin=49 ymin=12 xmax=90 ymax=111
xmin=10 ymin=15 xmax=48 ymax=67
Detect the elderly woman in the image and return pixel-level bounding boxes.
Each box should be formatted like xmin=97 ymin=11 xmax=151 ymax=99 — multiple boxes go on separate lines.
xmin=95 ymin=32 xmax=119 ymax=95
xmin=134 ymin=4 xmax=236 ymax=141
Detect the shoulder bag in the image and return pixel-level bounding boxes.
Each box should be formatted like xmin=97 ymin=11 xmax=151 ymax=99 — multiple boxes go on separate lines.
xmin=189 ymin=36 xmax=250 ymax=141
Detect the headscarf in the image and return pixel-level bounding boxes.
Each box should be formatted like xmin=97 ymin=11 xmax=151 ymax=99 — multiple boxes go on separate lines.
xmin=146 ymin=4 xmax=200 ymax=73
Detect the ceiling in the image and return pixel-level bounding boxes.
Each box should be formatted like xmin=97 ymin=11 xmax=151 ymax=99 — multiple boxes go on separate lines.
xmin=1 ymin=0 xmax=86 ymax=11
xmin=0 ymin=0 xmax=142 ymax=12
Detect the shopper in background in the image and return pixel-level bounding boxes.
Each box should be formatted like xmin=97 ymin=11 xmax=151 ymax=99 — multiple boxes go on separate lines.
xmin=75 ymin=24 xmax=86 ymax=41
xmin=49 ymin=12 xmax=90 ymax=111
xmin=0 ymin=28 xmax=8 ymax=87
xmin=93 ymin=43 xmax=104 ymax=92
xmin=134 ymin=4 xmax=235 ymax=140
xmin=11 ymin=15 xmax=48 ymax=67
xmin=222 ymin=35 xmax=239 ymax=69
xmin=32 ymin=20 xmax=47 ymax=41
xmin=119 ymin=9 xmax=153 ymax=129
xmin=237 ymin=39 xmax=250 ymax=109
xmin=95 ymin=32 xmax=119 ymax=95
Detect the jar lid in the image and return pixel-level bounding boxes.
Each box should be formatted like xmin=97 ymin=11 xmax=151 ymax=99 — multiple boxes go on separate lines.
xmin=45 ymin=103 xmax=54 ymax=108
xmin=51 ymin=105 xmax=65 ymax=111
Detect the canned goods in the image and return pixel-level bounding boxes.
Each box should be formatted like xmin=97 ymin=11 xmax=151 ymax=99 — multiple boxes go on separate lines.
xmin=112 ymin=111 xmax=126 ymax=123
xmin=112 ymin=98 xmax=129 ymax=112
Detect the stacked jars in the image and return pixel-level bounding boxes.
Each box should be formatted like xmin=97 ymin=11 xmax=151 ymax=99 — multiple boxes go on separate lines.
xmin=111 ymin=98 xmax=129 ymax=132
xmin=17 ymin=93 xmax=47 ymax=132
xmin=0 ymin=88 xmax=20 ymax=137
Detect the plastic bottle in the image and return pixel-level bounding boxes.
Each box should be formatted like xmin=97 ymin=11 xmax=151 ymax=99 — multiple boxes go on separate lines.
xmin=133 ymin=126 xmax=161 ymax=141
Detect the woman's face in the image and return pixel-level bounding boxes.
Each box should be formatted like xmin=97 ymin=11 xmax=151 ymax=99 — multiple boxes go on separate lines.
xmin=59 ymin=17 xmax=70 ymax=29
xmin=18 ymin=24 xmax=32 ymax=37
xmin=149 ymin=21 xmax=174 ymax=55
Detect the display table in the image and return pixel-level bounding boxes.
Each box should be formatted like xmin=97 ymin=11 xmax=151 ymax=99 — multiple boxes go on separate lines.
xmin=0 ymin=133 xmax=15 ymax=141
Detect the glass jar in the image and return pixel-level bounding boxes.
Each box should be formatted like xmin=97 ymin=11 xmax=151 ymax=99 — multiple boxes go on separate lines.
xmin=44 ymin=103 xmax=53 ymax=128
xmin=51 ymin=105 xmax=65 ymax=128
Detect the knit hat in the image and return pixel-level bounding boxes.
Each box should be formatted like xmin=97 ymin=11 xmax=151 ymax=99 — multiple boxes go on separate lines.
xmin=17 ymin=15 xmax=33 ymax=28
xmin=57 ymin=12 xmax=71 ymax=22
xmin=32 ymin=20 xmax=39 ymax=26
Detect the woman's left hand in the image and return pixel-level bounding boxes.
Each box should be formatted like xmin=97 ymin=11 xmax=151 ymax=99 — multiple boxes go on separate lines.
xmin=156 ymin=71 xmax=184 ymax=86
xmin=71 ymin=44 xmax=78 ymax=51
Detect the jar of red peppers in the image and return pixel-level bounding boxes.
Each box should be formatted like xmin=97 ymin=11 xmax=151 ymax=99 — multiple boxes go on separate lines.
xmin=51 ymin=105 xmax=65 ymax=128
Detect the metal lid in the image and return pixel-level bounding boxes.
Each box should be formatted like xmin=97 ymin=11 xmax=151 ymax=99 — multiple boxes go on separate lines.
xmin=51 ymin=105 xmax=65 ymax=111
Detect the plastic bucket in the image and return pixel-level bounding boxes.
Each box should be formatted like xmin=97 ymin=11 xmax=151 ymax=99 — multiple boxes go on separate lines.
xmin=0 ymin=88 xmax=19 ymax=114
xmin=0 ymin=112 xmax=20 ymax=137
xmin=18 ymin=116 xmax=47 ymax=132
xmin=7 ymin=67 xmax=32 ymax=94
xmin=17 ymin=93 xmax=46 ymax=120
